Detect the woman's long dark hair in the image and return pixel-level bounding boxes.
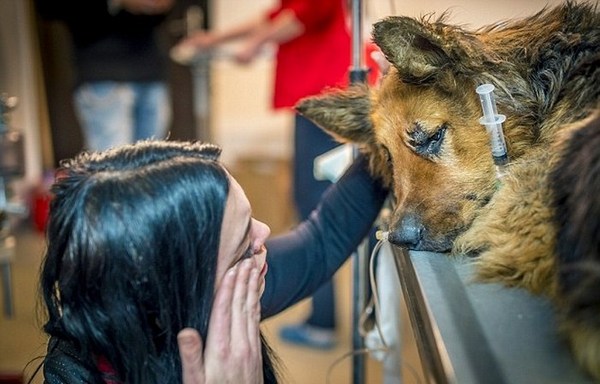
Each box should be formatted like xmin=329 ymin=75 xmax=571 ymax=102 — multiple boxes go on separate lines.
xmin=40 ymin=140 xmax=279 ymax=383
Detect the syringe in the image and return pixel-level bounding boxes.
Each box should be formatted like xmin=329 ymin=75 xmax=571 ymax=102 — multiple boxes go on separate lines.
xmin=476 ymin=84 xmax=509 ymax=178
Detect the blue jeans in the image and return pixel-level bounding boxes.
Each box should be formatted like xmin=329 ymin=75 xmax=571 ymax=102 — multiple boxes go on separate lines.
xmin=73 ymin=81 xmax=170 ymax=151
xmin=294 ymin=114 xmax=339 ymax=329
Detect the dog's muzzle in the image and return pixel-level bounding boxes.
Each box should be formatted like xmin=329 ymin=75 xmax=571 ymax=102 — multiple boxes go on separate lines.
xmin=387 ymin=213 xmax=424 ymax=249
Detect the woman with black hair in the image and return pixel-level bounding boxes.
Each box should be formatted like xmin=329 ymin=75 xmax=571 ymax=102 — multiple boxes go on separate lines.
xmin=38 ymin=140 xmax=387 ymax=383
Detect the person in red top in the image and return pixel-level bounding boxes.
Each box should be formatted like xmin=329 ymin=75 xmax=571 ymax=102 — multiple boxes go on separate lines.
xmin=175 ymin=0 xmax=351 ymax=349
xmin=267 ymin=2 xmax=351 ymax=109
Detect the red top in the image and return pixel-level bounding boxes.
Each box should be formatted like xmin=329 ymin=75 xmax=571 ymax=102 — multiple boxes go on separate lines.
xmin=97 ymin=356 xmax=119 ymax=383
xmin=267 ymin=0 xmax=351 ymax=109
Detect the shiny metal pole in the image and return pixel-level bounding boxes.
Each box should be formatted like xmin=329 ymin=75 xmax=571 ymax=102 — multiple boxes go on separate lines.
xmin=352 ymin=238 xmax=370 ymax=384
xmin=187 ymin=5 xmax=212 ymax=142
xmin=349 ymin=1 xmax=369 ymax=383
xmin=350 ymin=0 xmax=368 ymax=85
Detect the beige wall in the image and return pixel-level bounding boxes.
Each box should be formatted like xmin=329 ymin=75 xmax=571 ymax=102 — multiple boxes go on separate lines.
xmin=209 ymin=0 xmax=291 ymax=166
xmin=365 ymin=0 xmax=571 ymax=28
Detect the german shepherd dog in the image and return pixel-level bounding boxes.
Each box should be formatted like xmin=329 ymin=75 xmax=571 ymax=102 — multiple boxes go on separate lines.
xmin=297 ymin=2 xmax=600 ymax=379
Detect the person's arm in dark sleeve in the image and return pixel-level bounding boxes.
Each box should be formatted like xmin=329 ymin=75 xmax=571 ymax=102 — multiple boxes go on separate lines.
xmin=260 ymin=154 xmax=388 ymax=319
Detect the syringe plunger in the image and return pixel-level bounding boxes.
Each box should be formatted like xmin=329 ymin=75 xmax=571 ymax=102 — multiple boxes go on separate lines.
xmin=476 ymin=84 xmax=508 ymax=166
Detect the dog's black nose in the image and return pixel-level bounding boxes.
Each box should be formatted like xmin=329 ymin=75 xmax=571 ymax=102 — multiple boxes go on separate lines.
xmin=388 ymin=214 xmax=423 ymax=248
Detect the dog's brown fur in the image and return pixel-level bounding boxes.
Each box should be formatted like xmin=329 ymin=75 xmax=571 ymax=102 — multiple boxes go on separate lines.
xmin=296 ymin=1 xmax=600 ymax=379
xmin=551 ymin=112 xmax=600 ymax=379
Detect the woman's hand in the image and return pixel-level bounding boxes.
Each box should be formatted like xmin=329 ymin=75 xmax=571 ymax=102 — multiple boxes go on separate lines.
xmin=170 ymin=32 xmax=218 ymax=65
xmin=178 ymin=259 xmax=264 ymax=384
xmin=178 ymin=31 xmax=219 ymax=52
xmin=234 ymin=40 xmax=263 ymax=65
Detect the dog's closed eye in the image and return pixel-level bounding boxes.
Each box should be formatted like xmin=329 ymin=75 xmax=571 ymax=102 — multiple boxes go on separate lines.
xmin=409 ymin=123 xmax=448 ymax=158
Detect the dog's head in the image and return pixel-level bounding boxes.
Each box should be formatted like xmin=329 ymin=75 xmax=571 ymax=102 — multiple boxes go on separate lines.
xmin=297 ymin=3 xmax=600 ymax=252
xmin=299 ymin=80 xmax=496 ymax=252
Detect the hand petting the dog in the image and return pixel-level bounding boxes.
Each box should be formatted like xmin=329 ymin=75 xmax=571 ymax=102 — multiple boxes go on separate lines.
xmin=178 ymin=260 xmax=264 ymax=384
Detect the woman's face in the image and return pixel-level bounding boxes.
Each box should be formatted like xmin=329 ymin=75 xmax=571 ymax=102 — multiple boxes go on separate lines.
xmin=217 ymin=174 xmax=271 ymax=295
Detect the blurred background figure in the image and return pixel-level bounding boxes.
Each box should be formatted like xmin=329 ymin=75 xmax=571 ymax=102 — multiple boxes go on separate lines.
xmin=174 ymin=0 xmax=352 ymax=350
xmin=35 ymin=0 xmax=175 ymax=151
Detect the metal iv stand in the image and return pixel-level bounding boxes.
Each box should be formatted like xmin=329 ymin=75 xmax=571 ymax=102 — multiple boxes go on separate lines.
xmin=349 ymin=1 xmax=371 ymax=383
xmin=186 ymin=5 xmax=212 ymax=143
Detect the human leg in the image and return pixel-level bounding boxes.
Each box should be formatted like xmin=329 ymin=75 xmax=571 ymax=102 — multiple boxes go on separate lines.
xmin=133 ymin=82 xmax=171 ymax=142
xmin=291 ymin=114 xmax=338 ymax=220
xmin=279 ymin=279 xmax=337 ymax=349
xmin=280 ymin=113 xmax=339 ymax=349
xmin=73 ymin=81 xmax=134 ymax=151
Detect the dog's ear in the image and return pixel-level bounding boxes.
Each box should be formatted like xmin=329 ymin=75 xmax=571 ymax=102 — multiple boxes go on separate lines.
xmin=372 ymin=15 xmax=484 ymax=87
xmin=295 ymin=85 xmax=374 ymax=145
